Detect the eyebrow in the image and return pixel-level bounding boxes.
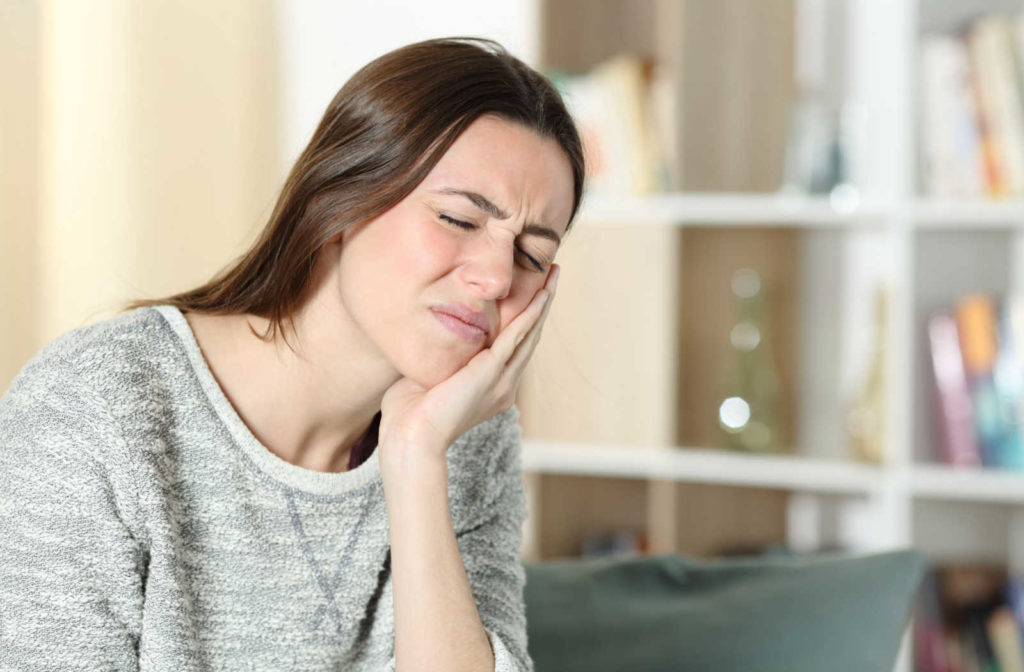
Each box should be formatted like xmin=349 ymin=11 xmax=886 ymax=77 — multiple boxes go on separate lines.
xmin=431 ymin=187 xmax=562 ymax=245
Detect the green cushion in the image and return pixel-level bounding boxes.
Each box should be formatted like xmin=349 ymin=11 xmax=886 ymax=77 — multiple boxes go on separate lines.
xmin=524 ymin=549 xmax=924 ymax=672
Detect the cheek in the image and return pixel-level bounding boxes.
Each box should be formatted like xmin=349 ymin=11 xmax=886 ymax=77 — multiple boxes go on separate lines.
xmin=398 ymin=216 xmax=458 ymax=276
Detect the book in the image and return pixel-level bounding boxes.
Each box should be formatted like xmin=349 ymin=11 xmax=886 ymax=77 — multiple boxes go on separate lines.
xmin=928 ymin=311 xmax=982 ymax=467
xmin=948 ymin=565 xmax=1008 ymax=672
xmin=992 ymin=299 xmax=1024 ymax=468
xmin=945 ymin=630 xmax=967 ymax=672
xmin=920 ymin=34 xmax=986 ymax=198
xmin=956 ymin=295 xmax=1010 ymax=467
xmin=987 ymin=605 xmax=1024 ymax=672
xmin=915 ymin=564 xmax=1011 ymax=672
xmin=965 ymin=607 xmax=1000 ymax=672
xmin=550 ymin=55 xmax=664 ymax=197
xmin=916 ymin=569 xmax=955 ymax=672
xmin=918 ymin=11 xmax=1024 ymax=198
xmin=967 ymin=15 xmax=1024 ymax=197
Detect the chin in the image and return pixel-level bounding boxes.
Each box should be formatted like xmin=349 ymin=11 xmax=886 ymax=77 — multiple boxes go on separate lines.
xmin=396 ymin=346 xmax=476 ymax=389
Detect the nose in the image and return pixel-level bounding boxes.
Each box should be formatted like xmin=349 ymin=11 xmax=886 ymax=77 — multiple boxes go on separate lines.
xmin=460 ymin=237 xmax=515 ymax=301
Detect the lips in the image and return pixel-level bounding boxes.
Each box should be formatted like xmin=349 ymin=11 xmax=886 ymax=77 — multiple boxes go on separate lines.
xmin=431 ymin=302 xmax=491 ymax=335
xmin=432 ymin=311 xmax=486 ymax=341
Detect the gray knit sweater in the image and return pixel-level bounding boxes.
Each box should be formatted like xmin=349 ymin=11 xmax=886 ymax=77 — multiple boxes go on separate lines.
xmin=0 ymin=305 xmax=532 ymax=671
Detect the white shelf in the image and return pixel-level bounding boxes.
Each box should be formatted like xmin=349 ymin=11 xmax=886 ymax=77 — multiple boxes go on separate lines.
xmin=521 ymin=440 xmax=883 ymax=496
xmin=576 ymin=192 xmax=1024 ymax=228
xmin=524 ymin=441 xmax=1024 ymax=506
xmin=576 ymin=192 xmax=889 ymax=227
xmin=912 ymin=464 xmax=1024 ymax=505
xmin=908 ymin=200 xmax=1024 ymax=228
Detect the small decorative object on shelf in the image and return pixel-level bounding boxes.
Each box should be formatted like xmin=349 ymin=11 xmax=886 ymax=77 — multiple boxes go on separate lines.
xmin=578 ymin=529 xmax=649 ymax=558
xmin=782 ymin=93 xmax=865 ymax=214
xmin=847 ymin=285 xmax=888 ymax=464
xmin=717 ymin=268 xmax=784 ymax=453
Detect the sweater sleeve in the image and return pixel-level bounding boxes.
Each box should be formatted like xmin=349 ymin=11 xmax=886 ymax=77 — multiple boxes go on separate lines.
xmin=0 ymin=362 xmax=146 ymax=671
xmin=454 ymin=406 xmax=533 ymax=672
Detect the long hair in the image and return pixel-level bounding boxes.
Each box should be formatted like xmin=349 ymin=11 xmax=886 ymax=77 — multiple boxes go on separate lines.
xmin=124 ymin=37 xmax=585 ymax=348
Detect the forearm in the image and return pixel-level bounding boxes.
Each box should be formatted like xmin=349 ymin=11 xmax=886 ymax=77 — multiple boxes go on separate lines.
xmin=382 ymin=449 xmax=494 ymax=672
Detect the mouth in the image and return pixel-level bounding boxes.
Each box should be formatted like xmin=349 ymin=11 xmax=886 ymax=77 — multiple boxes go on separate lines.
xmin=431 ymin=308 xmax=488 ymax=342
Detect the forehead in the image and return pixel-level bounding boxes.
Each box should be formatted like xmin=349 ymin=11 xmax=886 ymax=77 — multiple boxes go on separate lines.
xmin=418 ymin=116 xmax=574 ymax=235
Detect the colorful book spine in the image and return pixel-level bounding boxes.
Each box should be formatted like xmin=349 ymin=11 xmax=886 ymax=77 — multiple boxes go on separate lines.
xmin=920 ymin=35 xmax=986 ymax=198
xmin=956 ymin=295 xmax=1010 ymax=467
xmin=918 ymin=11 xmax=1024 ymax=198
xmin=988 ymin=606 xmax=1024 ymax=672
xmin=976 ymin=17 xmax=1024 ymax=195
xmin=928 ymin=311 xmax=982 ymax=467
xmin=911 ymin=564 xmax=1024 ymax=672
xmin=1007 ymin=578 xmax=1024 ymax=643
xmin=967 ymin=18 xmax=1012 ymax=196
xmin=966 ymin=606 xmax=1000 ymax=672
xmin=915 ymin=570 xmax=955 ymax=672
xmin=992 ymin=300 xmax=1024 ymax=468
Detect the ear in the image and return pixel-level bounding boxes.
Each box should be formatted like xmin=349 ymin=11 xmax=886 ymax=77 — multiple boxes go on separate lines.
xmin=326 ymin=230 xmax=344 ymax=246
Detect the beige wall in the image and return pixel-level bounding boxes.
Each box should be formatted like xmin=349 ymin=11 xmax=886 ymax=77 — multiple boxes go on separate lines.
xmin=1 ymin=0 xmax=280 ymax=391
xmin=0 ymin=0 xmax=41 ymax=390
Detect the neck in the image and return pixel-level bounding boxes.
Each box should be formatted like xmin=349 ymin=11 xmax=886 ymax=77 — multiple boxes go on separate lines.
xmin=185 ymin=266 xmax=402 ymax=473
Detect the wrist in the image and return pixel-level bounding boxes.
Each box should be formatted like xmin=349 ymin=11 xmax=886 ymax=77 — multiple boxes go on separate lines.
xmin=379 ymin=439 xmax=449 ymax=488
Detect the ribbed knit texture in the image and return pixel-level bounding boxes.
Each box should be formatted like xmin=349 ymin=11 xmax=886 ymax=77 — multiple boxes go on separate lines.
xmin=0 ymin=305 xmax=532 ymax=671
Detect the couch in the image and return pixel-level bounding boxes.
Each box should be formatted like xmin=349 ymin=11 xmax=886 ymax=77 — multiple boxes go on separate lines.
xmin=524 ymin=548 xmax=924 ymax=672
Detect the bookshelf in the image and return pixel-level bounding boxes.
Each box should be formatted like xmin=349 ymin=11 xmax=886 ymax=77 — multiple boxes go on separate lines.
xmin=505 ymin=0 xmax=1024 ymax=670
xmin=517 ymin=0 xmax=915 ymax=558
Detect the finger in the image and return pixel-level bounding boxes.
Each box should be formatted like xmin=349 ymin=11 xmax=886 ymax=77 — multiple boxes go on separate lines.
xmin=488 ymin=287 xmax=549 ymax=366
xmin=487 ymin=263 xmax=560 ymax=365
xmin=500 ymin=265 xmax=559 ymax=381
xmin=509 ymin=265 xmax=558 ymax=361
xmin=501 ymin=283 xmax=554 ymax=386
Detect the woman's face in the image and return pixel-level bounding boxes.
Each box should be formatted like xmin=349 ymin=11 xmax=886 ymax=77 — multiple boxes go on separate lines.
xmin=334 ymin=114 xmax=575 ymax=387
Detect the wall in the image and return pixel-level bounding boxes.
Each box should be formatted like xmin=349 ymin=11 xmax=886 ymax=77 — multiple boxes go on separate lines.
xmin=1 ymin=0 xmax=280 ymax=391
xmin=0 ymin=0 xmax=41 ymax=389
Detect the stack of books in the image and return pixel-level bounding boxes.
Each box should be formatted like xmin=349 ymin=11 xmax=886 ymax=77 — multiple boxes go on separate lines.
xmin=928 ymin=294 xmax=1024 ymax=469
xmin=920 ymin=12 xmax=1024 ymax=199
xmin=915 ymin=564 xmax=1024 ymax=672
xmin=547 ymin=55 xmax=676 ymax=196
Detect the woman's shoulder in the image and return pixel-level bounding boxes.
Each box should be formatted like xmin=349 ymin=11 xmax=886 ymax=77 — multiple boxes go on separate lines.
xmin=0 ymin=309 xmax=161 ymax=550
xmin=4 ymin=305 xmax=179 ymax=407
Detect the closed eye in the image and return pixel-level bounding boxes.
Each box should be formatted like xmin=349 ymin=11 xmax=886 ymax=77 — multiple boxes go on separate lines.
xmin=438 ymin=213 xmax=546 ymax=272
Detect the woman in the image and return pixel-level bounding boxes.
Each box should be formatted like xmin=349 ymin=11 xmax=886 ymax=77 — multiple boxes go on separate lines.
xmin=0 ymin=37 xmax=584 ymax=672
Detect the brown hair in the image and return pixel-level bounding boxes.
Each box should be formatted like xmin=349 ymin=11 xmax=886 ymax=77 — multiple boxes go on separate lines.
xmin=124 ymin=37 xmax=585 ymax=347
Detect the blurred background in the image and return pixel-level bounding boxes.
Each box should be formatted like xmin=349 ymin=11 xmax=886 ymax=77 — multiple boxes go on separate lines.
xmin=5 ymin=1 xmax=1024 ymax=669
